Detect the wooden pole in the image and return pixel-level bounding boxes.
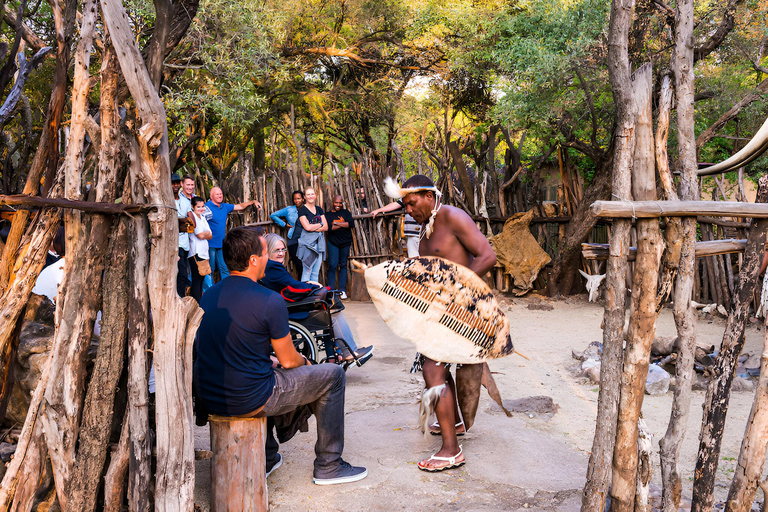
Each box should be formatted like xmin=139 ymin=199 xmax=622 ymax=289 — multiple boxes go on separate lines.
xmin=127 ymin=138 xmax=152 ymax=511
xmin=610 ymin=63 xmax=664 ymax=511
xmin=692 ymin=176 xmax=768 ymax=510
xmin=582 ymin=239 xmax=748 ymax=260
xmin=68 ymin=218 xmax=130 ymax=511
xmin=658 ymin=0 xmax=699 ymax=503
xmin=725 ymin=312 xmax=768 ymax=510
xmin=100 ymin=0 xmax=204 ymax=508
xmin=592 ymin=200 xmax=768 ymax=218
xmin=581 ymin=0 xmax=635 ymax=506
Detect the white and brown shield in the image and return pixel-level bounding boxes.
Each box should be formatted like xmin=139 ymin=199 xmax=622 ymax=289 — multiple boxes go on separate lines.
xmin=355 ymin=257 xmax=514 ymax=364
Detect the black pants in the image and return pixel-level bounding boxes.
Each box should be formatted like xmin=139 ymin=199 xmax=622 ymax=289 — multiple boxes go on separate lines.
xmin=266 ymin=418 xmax=280 ymax=469
xmin=177 ymin=248 xmax=191 ymax=297
xmin=287 ymin=242 xmax=302 ymax=278
xmin=189 ymin=256 xmax=206 ymax=303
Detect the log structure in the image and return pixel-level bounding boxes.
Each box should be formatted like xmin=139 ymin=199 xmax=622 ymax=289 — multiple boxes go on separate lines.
xmin=209 ymin=415 xmax=268 ymax=512
xmin=582 ymin=239 xmax=747 ymax=261
xmin=592 ymin=200 xmax=768 ymax=219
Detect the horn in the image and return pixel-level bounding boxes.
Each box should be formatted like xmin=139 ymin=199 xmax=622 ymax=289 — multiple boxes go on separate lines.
xmin=698 ymin=116 xmax=768 ymax=176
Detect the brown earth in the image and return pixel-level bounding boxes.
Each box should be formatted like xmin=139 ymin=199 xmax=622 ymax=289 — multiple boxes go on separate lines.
xmin=193 ymin=296 xmax=767 ymax=511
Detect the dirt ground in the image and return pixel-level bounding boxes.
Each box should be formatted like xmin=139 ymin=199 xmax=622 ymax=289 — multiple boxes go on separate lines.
xmin=193 ymin=295 xmax=767 ymax=511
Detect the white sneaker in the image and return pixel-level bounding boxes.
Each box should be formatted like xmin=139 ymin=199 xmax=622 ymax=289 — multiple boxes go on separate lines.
xmin=340 ymin=291 xmax=348 ymax=300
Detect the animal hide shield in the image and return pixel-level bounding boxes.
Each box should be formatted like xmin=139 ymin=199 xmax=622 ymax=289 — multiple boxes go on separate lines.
xmin=359 ymin=257 xmax=514 ymax=364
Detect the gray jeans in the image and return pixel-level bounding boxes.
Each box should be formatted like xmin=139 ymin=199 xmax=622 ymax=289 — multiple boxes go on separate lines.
xmin=260 ymin=364 xmax=346 ymax=477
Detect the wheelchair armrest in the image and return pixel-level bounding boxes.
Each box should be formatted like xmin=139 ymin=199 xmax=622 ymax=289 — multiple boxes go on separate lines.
xmin=286 ymin=296 xmax=328 ymax=311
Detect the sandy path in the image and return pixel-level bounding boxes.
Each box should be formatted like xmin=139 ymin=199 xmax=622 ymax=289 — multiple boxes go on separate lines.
xmin=193 ymin=296 xmax=766 ymax=511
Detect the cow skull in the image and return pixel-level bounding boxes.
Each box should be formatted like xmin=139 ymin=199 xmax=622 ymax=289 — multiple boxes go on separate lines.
xmin=579 ymin=270 xmax=606 ymax=302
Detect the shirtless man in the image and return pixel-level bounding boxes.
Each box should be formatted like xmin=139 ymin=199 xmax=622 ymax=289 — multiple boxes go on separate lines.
xmin=399 ymin=174 xmax=497 ymax=471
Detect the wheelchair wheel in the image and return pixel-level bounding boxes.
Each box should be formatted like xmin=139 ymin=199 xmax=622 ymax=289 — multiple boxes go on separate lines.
xmin=289 ymin=321 xmax=319 ymax=362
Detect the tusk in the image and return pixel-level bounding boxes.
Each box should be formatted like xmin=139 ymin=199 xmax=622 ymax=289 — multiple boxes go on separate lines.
xmin=698 ymin=116 xmax=768 ymax=176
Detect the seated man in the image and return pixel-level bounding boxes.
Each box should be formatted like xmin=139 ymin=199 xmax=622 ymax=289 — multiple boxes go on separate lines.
xmin=194 ymin=226 xmax=368 ymax=485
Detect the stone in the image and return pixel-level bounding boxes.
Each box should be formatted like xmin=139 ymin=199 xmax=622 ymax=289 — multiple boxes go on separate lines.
xmin=527 ymin=302 xmax=554 ymax=311
xmin=4 ymin=294 xmax=99 ymax=426
xmin=499 ymin=396 xmax=559 ymax=415
xmin=692 ymin=374 xmax=710 ymax=391
xmin=651 ymin=336 xmax=678 ymax=356
xmin=572 ymin=342 xmax=602 ymax=362
xmin=732 ymin=376 xmax=754 ymax=392
xmin=0 ymin=442 xmax=16 ymax=462
xmin=744 ymin=353 xmax=761 ymax=377
xmin=645 ymin=364 xmax=670 ymax=396
xmin=584 ymin=365 xmax=601 ymax=384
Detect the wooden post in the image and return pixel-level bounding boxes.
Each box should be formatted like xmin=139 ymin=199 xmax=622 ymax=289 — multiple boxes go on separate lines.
xmin=100 ymin=0 xmax=204 ymax=508
xmin=610 ymin=63 xmax=664 ymax=511
xmin=209 ymin=416 xmax=268 ymax=512
xmin=581 ymin=0 xmax=636 ymax=507
xmin=726 ymin=312 xmax=768 ymax=510
xmin=692 ymin=176 xmax=768 ymax=511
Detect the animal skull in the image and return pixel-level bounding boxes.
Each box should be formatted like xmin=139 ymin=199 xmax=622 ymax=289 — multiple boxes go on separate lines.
xmin=579 ymin=270 xmax=606 ymax=302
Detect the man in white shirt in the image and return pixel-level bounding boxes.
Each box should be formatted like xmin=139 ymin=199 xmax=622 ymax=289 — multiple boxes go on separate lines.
xmin=175 ymin=174 xmax=195 ymax=296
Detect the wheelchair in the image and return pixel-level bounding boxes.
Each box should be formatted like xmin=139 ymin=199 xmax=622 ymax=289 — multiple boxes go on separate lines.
xmin=286 ymin=290 xmax=364 ymax=369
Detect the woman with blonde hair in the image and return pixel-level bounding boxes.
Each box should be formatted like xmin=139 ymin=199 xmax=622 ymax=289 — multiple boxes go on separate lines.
xmin=260 ymin=232 xmax=373 ymax=365
xmin=296 ymin=187 xmax=327 ymax=282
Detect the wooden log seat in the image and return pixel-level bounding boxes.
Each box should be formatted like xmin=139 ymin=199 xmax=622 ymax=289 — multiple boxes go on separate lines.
xmin=209 ymin=415 xmax=268 ymax=511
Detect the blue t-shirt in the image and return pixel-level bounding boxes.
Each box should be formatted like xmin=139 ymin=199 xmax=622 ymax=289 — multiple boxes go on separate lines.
xmin=205 ymin=201 xmax=235 ymax=249
xmin=194 ymin=275 xmax=289 ymax=416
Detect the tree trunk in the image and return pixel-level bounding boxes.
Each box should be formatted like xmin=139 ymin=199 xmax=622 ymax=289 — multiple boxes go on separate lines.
xmin=691 ymin=176 xmax=768 ymax=511
xmin=127 ymin=137 xmax=152 ymax=511
xmin=581 ymin=0 xmax=636 ymax=507
xmin=104 ymin=409 xmax=131 ymax=512
xmin=726 ymin=313 xmax=768 ymax=510
xmin=547 ymin=155 xmax=611 ymax=296
xmin=447 ymin=139 xmax=475 ymax=215
xmin=658 ymin=0 xmax=700 ymax=506
xmin=610 ymin=63 xmax=664 ymax=512
xmin=67 ymin=217 xmax=130 ymax=511
xmin=100 ymin=0 xmax=204 ymax=508
xmin=0 ymin=348 xmax=51 ymax=510
xmin=0 ymin=0 xmax=75 ymax=293
xmin=40 ymin=2 xmax=115 ymax=500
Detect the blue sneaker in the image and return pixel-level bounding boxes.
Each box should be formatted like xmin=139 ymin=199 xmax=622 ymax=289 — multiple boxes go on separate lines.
xmin=313 ymin=460 xmax=368 ymax=485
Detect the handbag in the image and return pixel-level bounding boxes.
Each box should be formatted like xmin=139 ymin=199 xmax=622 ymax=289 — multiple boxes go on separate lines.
xmin=194 ymin=256 xmax=212 ymax=276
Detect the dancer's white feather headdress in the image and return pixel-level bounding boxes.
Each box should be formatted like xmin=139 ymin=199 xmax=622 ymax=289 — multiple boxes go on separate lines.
xmin=383 ymin=177 xmax=442 ymax=239
xmin=383 ymin=177 xmax=442 ymax=199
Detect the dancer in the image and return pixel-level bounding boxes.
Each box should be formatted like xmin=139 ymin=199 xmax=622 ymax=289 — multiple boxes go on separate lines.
xmin=385 ymin=175 xmax=497 ymax=472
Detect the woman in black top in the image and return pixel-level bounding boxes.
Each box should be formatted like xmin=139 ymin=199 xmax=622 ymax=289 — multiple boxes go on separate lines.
xmin=296 ymin=187 xmax=328 ymax=282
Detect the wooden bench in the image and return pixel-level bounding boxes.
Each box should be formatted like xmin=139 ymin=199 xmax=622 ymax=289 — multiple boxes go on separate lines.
xmin=209 ymin=415 xmax=268 ymax=511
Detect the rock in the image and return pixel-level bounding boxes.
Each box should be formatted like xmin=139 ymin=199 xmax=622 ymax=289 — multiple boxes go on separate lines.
xmin=692 ymin=374 xmax=710 ymax=391
xmin=584 ymin=365 xmax=601 ymax=384
xmin=527 ymin=302 xmax=554 ymax=311
xmin=732 ymin=376 xmax=754 ymax=392
xmin=572 ymin=342 xmax=602 ymax=362
xmin=581 ymin=359 xmax=600 ymax=372
xmin=744 ymin=353 xmax=761 ymax=377
xmin=0 ymin=442 xmax=16 ymax=462
xmin=652 ymin=336 xmax=678 ymax=356
xmin=3 ymin=296 xmax=99 ymax=426
xmin=500 ymin=396 xmax=559 ymax=415
xmin=645 ymin=364 xmax=670 ymax=395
